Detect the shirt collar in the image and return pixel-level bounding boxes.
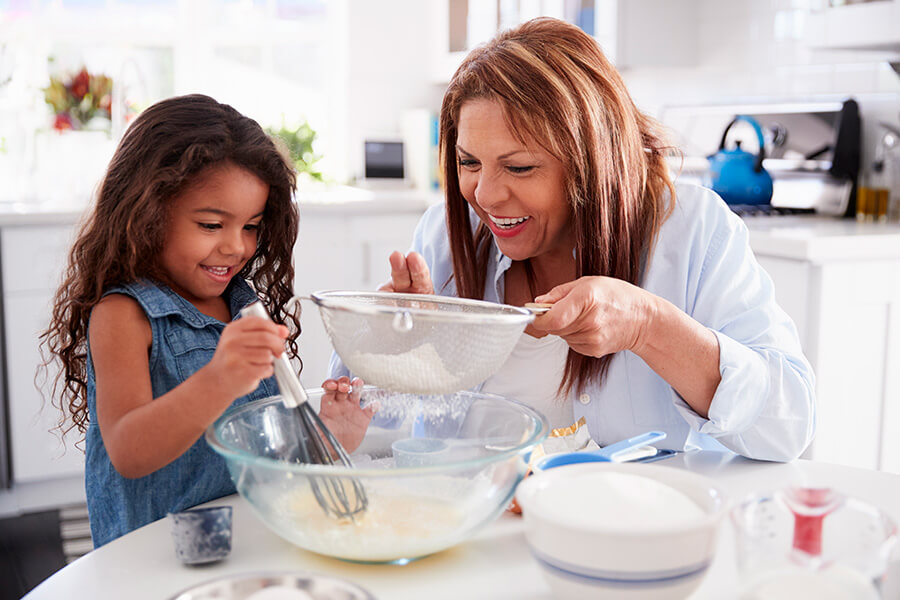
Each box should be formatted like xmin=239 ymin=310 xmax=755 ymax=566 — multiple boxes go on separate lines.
xmin=138 ymin=277 xmax=258 ymax=328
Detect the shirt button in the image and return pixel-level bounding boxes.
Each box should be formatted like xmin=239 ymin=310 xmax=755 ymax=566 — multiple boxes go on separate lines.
xmin=578 ymin=393 xmax=591 ymax=405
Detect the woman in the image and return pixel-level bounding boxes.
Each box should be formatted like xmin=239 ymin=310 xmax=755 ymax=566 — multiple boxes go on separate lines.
xmin=334 ymin=17 xmax=814 ymax=462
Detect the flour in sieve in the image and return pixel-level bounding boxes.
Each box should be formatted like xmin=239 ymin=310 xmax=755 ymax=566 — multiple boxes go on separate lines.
xmin=350 ymin=343 xmax=461 ymax=393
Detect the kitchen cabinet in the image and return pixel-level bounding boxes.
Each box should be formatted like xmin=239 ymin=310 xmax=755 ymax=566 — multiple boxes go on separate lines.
xmin=1 ymin=224 xmax=85 ymax=485
xmin=749 ymin=218 xmax=900 ymax=473
xmin=431 ymin=0 xmax=699 ymax=82
xmin=806 ymin=0 xmax=900 ymax=52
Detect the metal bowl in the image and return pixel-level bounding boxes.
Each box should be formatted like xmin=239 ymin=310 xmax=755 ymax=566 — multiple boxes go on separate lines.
xmin=167 ymin=571 xmax=375 ymax=600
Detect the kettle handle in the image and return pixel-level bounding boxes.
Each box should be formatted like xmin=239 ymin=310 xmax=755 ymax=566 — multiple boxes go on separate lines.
xmin=718 ymin=115 xmax=767 ymax=173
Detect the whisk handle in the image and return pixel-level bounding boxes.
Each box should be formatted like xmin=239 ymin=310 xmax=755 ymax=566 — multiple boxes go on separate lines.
xmin=240 ymin=301 xmax=308 ymax=407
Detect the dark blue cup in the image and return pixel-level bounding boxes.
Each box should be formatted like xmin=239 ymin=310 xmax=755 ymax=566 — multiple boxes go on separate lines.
xmin=168 ymin=505 xmax=232 ymax=565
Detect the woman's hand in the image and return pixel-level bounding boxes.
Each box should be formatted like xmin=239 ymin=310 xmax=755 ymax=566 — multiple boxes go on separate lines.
xmin=379 ymin=251 xmax=434 ymax=294
xmin=204 ymin=316 xmax=289 ymax=399
xmin=530 ymin=276 xmax=656 ymax=358
xmin=532 ymin=276 xmax=721 ymax=418
xmin=319 ymin=376 xmax=376 ymax=453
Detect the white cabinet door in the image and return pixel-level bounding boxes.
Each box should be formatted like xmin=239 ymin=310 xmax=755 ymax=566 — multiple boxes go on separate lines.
xmin=2 ymin=224 xmax=84 ymax=483
xmin=878 ymin=260 xmax=900 ymax=473
xmin=757 ymin=252 xmax=900 ymax=471
xmin=5 ymin=293 xmax=85 ymax=482
xmin=808 ymin=260 xmax=898 ymax=471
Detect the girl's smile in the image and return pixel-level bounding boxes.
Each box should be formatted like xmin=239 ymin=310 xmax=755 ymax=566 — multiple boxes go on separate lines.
xmin=159 ymin=161 xmax=269 ymax=317
xmin=200 ymin=264 xmax=237 ymax=282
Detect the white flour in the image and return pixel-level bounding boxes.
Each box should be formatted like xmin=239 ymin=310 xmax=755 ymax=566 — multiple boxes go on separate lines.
xmin=271 ymin=485 xmax=467 ymax=562
xmin=350 ymin=343 xmax=461 ymax=393
xmin=533 ymin=472 xmax=706 ymax=530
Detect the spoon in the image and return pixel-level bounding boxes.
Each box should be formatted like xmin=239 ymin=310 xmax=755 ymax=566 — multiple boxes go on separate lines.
xmin=536 ymin=431 xmax=667 ymax=471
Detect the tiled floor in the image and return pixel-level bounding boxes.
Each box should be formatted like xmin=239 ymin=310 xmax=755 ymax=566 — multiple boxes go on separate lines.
xmin=0 ymin=503 xmax=91 ymax=600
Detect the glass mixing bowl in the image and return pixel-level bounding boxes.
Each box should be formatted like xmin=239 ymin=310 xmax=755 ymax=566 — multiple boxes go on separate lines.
xmin=206 ymin=387 xmax=548 ymax=564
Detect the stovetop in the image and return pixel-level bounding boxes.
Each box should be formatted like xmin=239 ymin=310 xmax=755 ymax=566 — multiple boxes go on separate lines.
xmin=728 ymin=205 xmax=816 ymax=217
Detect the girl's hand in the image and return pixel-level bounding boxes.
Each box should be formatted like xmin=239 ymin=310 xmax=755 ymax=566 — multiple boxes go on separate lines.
xmin=530 ymin=276 xmax=657 ymax=358
xmin=319 ymin=376 xmax=376 ymax=453
xmin=204 ymin=316 xmax=288 ymax=399
xmin=379 ymin=251 xmax=434 ymax=294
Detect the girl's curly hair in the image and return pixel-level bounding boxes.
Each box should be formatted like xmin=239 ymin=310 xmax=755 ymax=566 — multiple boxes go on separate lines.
xmin=40 ymin=94 xmax=301 ymax=441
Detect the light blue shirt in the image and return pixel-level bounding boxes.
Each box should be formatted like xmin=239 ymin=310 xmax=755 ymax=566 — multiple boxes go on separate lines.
xmin=332 ymin=183 xmax=815 ymax=462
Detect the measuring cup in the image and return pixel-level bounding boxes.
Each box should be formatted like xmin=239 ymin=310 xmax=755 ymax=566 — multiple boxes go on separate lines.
xmin=732 ymin=487 xmax=898 ymax=598
xmin=536 ymin=431 xmax=667 ymax=471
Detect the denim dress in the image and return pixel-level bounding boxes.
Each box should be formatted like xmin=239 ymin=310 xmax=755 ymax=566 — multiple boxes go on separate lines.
xmin=84 ymin=278 xmax=280 ymax=547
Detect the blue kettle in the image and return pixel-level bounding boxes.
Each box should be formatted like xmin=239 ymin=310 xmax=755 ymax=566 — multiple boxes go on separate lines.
xmin=707 ymin=115 xmax=773 ymax=205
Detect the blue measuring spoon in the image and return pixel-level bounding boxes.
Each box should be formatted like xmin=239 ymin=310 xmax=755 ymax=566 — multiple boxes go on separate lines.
xmin=537 ymin=431 xmax=667 ymax=471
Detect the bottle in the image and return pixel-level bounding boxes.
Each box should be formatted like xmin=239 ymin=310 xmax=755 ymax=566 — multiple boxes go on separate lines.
xmin=857 ymin=169 xmax=889 ymax=223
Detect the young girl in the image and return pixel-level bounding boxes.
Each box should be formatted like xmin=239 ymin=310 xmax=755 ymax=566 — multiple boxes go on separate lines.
xmin=41 ymin=94 xmax=371 ymax=548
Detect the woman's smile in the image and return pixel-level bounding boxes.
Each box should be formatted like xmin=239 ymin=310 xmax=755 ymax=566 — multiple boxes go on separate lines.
xmin=456 ymin=99 xmax=572 ymax=263
xmin=486 ymin=214 xmax=531 ymax=237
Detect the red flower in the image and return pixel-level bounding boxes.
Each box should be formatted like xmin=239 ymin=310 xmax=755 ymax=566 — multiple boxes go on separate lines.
xmin=70 ymin=68 xmax=90 ymax=100
xmin=53 ymin=112 xmax=74 ymax=131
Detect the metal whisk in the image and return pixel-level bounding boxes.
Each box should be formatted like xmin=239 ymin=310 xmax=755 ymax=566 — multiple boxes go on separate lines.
xmin=240 ymin=301 xmax=368 ymax=520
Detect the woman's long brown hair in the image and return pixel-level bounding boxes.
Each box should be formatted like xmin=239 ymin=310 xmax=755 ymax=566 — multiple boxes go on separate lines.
xmin=439 ymin=18 xmax=676 ymax=397
xmin=40 ymin=94 xmax=301 ymax=441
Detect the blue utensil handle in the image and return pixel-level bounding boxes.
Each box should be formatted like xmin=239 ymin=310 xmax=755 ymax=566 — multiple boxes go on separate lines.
xmin=604 ymin=431 xmax=667 ymax=461
xmin=535 ymin=430 xmax=668 ymax=471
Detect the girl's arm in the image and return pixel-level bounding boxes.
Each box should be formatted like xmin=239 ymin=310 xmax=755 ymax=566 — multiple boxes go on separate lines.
xmin=90 ymin=294 xmax=287 ymax=478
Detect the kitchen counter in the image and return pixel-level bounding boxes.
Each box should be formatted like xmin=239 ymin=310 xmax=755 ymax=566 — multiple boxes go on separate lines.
xmin=22 ymin=452 xmax=900 ymax=600
xmin=2 ymin=197 xmax=898 ymax=263
xmin=0 ymin=186 xmax=441 ymax=227
xmin=743 ymin=215 xmax=900 ymax=263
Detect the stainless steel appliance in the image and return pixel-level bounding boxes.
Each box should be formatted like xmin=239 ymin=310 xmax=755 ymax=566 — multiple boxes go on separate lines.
xmin=660 ymin=100 xmax=861 ymax=217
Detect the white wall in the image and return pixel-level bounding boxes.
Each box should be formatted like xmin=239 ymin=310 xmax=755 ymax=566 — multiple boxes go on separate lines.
xmin=338 ymin=0 xmax=446 ymax=183
xmin=619 ymin=0 xmax=899 ymax=165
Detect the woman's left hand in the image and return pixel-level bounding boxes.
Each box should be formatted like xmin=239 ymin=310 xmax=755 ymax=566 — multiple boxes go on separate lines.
xmin=318 ymin=376 xmax=377 ymax=453
xmin=530 ymin=276 xmax=656 ymax=358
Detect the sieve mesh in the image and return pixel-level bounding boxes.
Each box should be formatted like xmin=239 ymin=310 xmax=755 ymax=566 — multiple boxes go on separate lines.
xmin=311 ymin=292 xmax=535 ymax=394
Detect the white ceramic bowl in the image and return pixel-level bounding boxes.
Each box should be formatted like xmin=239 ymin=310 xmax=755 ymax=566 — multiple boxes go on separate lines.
xmin=515 ymin=462 xmax=727 ymax=599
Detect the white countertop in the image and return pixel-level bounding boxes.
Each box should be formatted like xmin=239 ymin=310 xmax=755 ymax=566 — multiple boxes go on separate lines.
xmin=744 ymin=215 xmax=900 ymax=262
xmin=23 ymin=452 xmax=900 ymax=600
xmin=2 ymin=193 xmax=899 ymax=265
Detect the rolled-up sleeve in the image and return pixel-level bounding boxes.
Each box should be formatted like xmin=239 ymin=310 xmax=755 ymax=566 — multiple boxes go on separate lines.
xmin=671 ymin=201 xmax=816 ymax=462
